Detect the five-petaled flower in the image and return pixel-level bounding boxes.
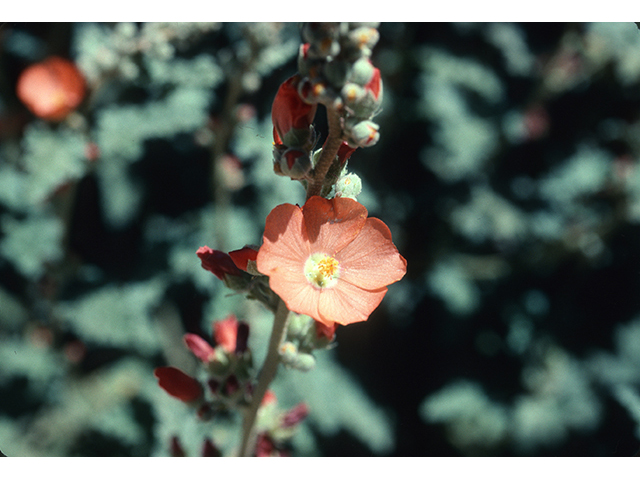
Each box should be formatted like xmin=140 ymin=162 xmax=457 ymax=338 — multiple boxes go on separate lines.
xmin=256 ymin=196 xmax=406 ymax=327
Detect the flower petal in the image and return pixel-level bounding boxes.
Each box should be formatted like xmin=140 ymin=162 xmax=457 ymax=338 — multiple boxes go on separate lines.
xmin=270 ymin=273 xmax=322 ymax=322
xmin=336 ymin=217 xmax=407 ymax=290
xmin=317 ymin=281 xmax=388 ymax=325
xmin=257 ymin=203 xmax=309 ymax=277
xmin=303 ymin=196 xmax=367 ymax=255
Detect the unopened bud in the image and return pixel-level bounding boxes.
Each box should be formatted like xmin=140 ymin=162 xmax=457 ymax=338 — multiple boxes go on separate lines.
xmin=348 ymin=58 xmax=376 ymax=86
xmin=345 ymin=119 xmax=380 ymax=148
xmin=279 ymin=341 xmax=298 ymax=364
xmin=334 ymin=173 xmax=362 ymax=199
xmin=347 ymin=27 xmax=379 ymax=52
xmin=342 ymin=83 xmax=366 ymax=107
xmin=287 ymin=312 xmax=314 ymax=339
xmin=281 ymin=403 xmax=310 ymax=428
xmin=273 ymin=147 xmax=312 ymax=180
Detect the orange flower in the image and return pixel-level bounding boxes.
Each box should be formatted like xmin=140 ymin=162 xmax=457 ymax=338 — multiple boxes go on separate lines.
xmin=256 ymin=196 xmax=406 ymax=327
xmin=16 ymin=56 xmax=86 ymax=121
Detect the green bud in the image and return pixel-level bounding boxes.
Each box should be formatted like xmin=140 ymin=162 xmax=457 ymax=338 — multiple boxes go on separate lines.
xmin=345 ymin=118 xmax=380 ymax=148
xmin=348 ymin=58 xmax=375 ymax=86
xmin=287 ymin=312 xmax=314 ymax=340
xmin=291 ymin=353 xmax=316 ymax=372
xmin=334 ymin=173 xmax=362 ymax=199
xmin=279 ymin=341 xmax=299 ymax=365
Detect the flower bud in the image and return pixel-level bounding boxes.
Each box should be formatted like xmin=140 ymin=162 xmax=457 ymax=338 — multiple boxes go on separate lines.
xmin=342 ymin=82 xmax=366 ymax=107
xmin=154 ymin=366 xmax=203 ymax=403
xmin=345 ymin=119 xmax=380 ymax=148
xmin=281 ymin=403 xmax=310 ymax=428
xmin=350 ymin=58 xmax=375 ymax=84
xmin=334 ymin=173 xmax=362 ymax=199
xmin=336 ymin=142 xmax=357 ymax=165
xmin=214 ymin=314 xmax=239 ymax=353
xmin=229 ymin=246 xmax=260 ymax=275
xmin=273 ymin=147 xmax=312 ymax=180
xmin=272 ymin=74 xmax=317 ymax=148
xmin=291 ymin=352 xmax=316 ymax=372
xmin=287 ymin=312 xmax=314 ymax=339
xmin=184 ymin=333 xmax=216 ymax=363
xmin=347 ymin=27 xmax=380 ymax=52
xmin=279 ymin=341 xmax=298 ymax=364
xmin=315 ymin=321 xmax=337 ymax=341
xmin=196 ymin=246 xmax=243 ymax=280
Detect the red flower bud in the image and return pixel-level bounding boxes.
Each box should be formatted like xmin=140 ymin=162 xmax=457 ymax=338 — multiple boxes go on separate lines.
xmin=213 ymin=314 xmax=239 ymax=353
xmin=315 ymin=320 xmax=337 ymax=340
xmin=196 ymin=246 xmax=243 ymax=280
xmin=281 ymin=402 xmax=310 ymax=428
xmin=337 ymin=142 xmax=357 ymax=166
xmin=154 ymin=366 xmax=203 ymax=402
xmin=228 ymin=246 xmax=259 ymax=272
xmin=273 ymin=147 xmax=312 ymax=179
xmin=16 ymin=56 xmax=86 ymax=121
xmin=272 ymin=74 xmax=317 ymax=148
xmin=183 ymin=333 xmax=215 ymax=363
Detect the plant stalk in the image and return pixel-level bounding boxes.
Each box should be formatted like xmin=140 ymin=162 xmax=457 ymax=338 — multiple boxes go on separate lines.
xmin=306 ymin=108 xmax=343 ymax=201
xmin=238 ymin=298 xmax=290 ymax=456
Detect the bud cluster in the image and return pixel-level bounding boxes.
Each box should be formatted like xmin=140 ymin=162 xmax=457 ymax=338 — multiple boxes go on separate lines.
xmin=278 ymin=312 xmax=336 ymax=372
xmin=154 ymin=315 xmax=255 ymax=419
xmin=196 ymin=245 xmax=279 ymax=312
xmin=297 ymin=23 xmax=383 ymax=149
xmin=254 ymin=391 xmax=309 ymax=456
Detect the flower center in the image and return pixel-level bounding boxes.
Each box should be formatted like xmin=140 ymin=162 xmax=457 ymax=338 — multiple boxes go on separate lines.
xmin=304 ymin=253 xmax=340 ymax=289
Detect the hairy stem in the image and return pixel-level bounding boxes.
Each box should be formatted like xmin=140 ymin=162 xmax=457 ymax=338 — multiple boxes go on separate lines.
xmin=238 ymin=298 xmax=290 ymax=456
xmin=306 ymin=108 xmax=343 ymax=201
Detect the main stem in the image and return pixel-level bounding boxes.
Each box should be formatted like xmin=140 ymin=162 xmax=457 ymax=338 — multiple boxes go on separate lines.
xmin=306 ymin=108 xmax=344 ymax=201
xmin=238 ymin=298 xmax=290 ymax=456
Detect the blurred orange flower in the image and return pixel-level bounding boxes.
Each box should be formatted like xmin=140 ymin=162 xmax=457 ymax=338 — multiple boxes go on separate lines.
xmin=16 ymin=56 xmax=86 ymax=121
xmin=257 ymin=196 xmax=406 ymax=327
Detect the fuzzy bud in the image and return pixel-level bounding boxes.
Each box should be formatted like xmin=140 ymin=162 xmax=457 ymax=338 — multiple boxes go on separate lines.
xmin=348 ymin=58 xmax=376 ymax=86
xmin=273 ymin=147 xmax=312 ymax=179
xmin=334 ymin=173 xmax=363 ymax=199
xmin=345 ymin=119 xmax=380 ymax=148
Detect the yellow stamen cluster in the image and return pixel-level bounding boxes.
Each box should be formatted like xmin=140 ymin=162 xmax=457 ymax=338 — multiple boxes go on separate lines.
xmin=317 ymin=256 xmax=339 ymax=277
xmin=304 ymin=253 xmax=340 ymax=289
